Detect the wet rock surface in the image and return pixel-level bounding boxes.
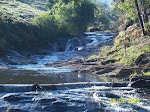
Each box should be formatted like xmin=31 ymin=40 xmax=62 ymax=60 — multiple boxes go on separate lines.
xmin=131 ymin=79 xmax=150 ymax=89
xmin=0 ymin=85 xmax=150 ymax=112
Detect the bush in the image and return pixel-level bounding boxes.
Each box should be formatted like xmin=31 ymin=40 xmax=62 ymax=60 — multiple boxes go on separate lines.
xmin=33 ymin=13 xmax=59 ymax=42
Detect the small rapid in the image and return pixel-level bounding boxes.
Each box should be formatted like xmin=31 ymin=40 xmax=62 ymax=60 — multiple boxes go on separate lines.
xmin=0 ymin=31 xmax=149 ymax=112
xmin=4 ymin=32 xmax=114 ymax=72
xmin=0 ymin=85 xmax=150 ymax=112
xmin=0 ymin=32 xmax=115 ymax=84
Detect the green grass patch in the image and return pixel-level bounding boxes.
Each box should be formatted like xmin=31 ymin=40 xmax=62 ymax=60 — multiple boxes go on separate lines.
xmin=88 ymin=55 xmax=97 ymax=59
xmin=143 ymin=71 xmax=150 ymax=76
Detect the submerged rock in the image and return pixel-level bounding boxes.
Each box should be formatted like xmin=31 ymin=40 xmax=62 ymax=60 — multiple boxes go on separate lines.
xmin=2 ymin=94 xmax=24 ymax=102
xmin=7 ymin=109 xmax=28 ymax=112
xmin=38 ymin=98 xmax=57 ymax=104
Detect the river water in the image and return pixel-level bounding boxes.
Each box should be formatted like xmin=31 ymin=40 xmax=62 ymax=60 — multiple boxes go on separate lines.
xmin=0 ymin=32 xmax=150 ymax=112
xmin=0 ymin=32 xmax=114 ymax=84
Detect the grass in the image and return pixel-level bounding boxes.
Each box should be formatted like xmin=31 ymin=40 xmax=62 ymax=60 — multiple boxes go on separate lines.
xmin=97 ymin=34 xmax=150 ymax=66
xmin=130 ymin=71 xmax=150 ymax=77
xmin=143 ymin=71 xmax=150 ymax=76
xmin=119 ymin=45 xmax=150 ymax=65
xmin=0 ymin=1 xmax=45 ymax=23
xmin=88 ymin=55 xmax=97 ymax=59
xmin=130 ymin=72 xmax=138 ymax=77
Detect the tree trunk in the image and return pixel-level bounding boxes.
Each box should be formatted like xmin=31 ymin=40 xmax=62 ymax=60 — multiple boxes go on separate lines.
xmin=135 ymin=0 xmax=146 ymax=36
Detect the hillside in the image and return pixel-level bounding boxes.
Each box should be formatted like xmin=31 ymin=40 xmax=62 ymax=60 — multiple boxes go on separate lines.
xmin=16 ymin=0 xmax=48 ymax=11
xmin=0 ymin=0 xmax=45 ymax=23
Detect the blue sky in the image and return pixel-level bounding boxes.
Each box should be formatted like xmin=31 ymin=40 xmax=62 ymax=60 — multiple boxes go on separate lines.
xmin=96 ymin=0 xmax=114 ymax=7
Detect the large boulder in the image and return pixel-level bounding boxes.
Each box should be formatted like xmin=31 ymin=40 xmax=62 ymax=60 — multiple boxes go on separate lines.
xmin=135 ymin=53 xmax=150 ymax=66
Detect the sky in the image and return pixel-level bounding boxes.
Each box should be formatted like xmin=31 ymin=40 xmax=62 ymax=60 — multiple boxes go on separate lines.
xmin=96 ymin=0 xmax=114 ymax=7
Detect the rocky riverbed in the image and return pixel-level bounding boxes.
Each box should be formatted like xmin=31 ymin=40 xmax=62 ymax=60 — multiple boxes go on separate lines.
xmin=0 ymin=31 xmax=150 ymax=88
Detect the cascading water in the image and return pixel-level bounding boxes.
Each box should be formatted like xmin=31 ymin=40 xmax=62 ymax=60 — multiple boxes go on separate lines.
xmin=0 ymin=32 xmax=149 ymax=112
xmin=52 ymin=42 xmax=58 ymax=52
xmin=65 ymin=37 xmax=83 ymax=52
xmin=0 ymin=84 xmax=150 ymax=112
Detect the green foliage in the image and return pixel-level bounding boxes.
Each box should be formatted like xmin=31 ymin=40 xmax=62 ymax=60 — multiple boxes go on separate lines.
xmin=130 ymin=71 xmax=150 ymax=77
xmin=101 ymin=46 xmax=111 ymax=53
xmin=93 ymin=2 xmax=112 ymax=30
xmin=54 ymin=2 xmax=76 ymax=36
xmin=46 ymin=0 xmax=58 ymax=9
xmin=98 ymin=46 xmax=111 ymax=58
xmin=88 ymin=55 xmax=97 ymax=59
xmin=74 ymin=0 xmax=96 ymax=33
xmin=144 ymin=71 xmax=150 ymax=76
xmin=0 ymin=0 xmax=99 ymax=55
xmin=144 ymin=21 xmax=150 ymax=30
xmin=130 ymin=71 xmax=137 ymax=77
xmin=46 ymin=0 xmax=96 ymax=35
xmin=117 ymin=0 xmax=136 ymax=21
xmin=33 ymin=13 xmax=59 ymax=41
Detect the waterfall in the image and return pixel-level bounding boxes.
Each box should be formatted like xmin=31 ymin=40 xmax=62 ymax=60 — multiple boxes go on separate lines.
xmin=65 ymin=37 xmax=83 ymax=52
xmin=52 ymin=42 xmax=58 ymax=51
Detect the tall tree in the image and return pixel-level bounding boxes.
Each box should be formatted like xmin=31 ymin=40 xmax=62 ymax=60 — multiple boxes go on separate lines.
xmin=74 ymin=0 xmax=147 ymax=35
xmin=114 ymin=0 xmax=146 ymax=35
xmin=135 ymin=0 xmax=146 ymax=35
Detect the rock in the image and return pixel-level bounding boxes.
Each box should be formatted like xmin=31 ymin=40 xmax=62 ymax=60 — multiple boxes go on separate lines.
xmin=116 ymin=68 xmax=133 ymax=77
xmin=6 ymin=60 xmax=18 ymax=65
xmin=135 ymin=53 xmax=150 ymax=66
xmin=95 ymin=92 xmax=120 ymax=98
xmin=71 ymin=58 xmax=84 ymax=63
xmin=29 ymin=61 xmax=38 ymax=64
xmin=93 ymin=68 xmax=116 ymax=75
xmin=98 ymin=67 xmax=133 ymax=77
xmin=130 ymin=76 xmax=150 ymax=82
xmin=38 ymin=98 xmax=57 ymax=104
xmin=131 ymin=79 xmax=150 ymax=88
xmin=105 ymin=93 xmax=120 ymax=98
xmin=89 ymin=27 xmax=100 ymax=32
xmin=126 ymin=24 xmax=139 ymax=32
xmin=7 ymin=109 xmax=28 ymax=112
xmin=101 ymin=59 xmax=117 ymax=65
xmin=3 ymin=94 xmax=24 ymax=102
xmin=86 ymin=58 xmax=97 ymax=62
xmin=107 ymin=50 xmax=117 ymax=56
xmin=111 ymin=82 xmax=128 ymax=87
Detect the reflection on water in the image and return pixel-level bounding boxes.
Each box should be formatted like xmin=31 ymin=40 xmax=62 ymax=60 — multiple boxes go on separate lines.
xmin=0 ymin=32 xmax=115 ymax=84
xmin=0 ymin=69 xmax=100 ymax=84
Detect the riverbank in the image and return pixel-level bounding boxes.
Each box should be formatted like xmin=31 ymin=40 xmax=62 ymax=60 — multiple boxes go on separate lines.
xmin=45 ymin=25 xmax=150 ymax=88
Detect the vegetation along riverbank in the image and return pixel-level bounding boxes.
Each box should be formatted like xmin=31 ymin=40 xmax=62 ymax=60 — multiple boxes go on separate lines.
xmin=0 ymin=0 xmax=150 ymax=88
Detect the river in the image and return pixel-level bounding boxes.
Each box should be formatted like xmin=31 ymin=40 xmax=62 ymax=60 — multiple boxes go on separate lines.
xmin=0 ymin=32 xmax=150 ymax=112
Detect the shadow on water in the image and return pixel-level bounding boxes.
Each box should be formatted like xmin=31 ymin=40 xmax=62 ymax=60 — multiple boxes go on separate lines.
xmin=0 ymin=69 xmax=102 ymax=84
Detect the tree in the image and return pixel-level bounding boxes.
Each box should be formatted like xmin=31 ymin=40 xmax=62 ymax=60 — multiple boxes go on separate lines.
xmin=74 ymin=0 xmax=147 ymax=35
xmin=134 ymin=0 xmax=146 ymax=35
xmin=114 ymin=0 xmax=146 ymax=35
